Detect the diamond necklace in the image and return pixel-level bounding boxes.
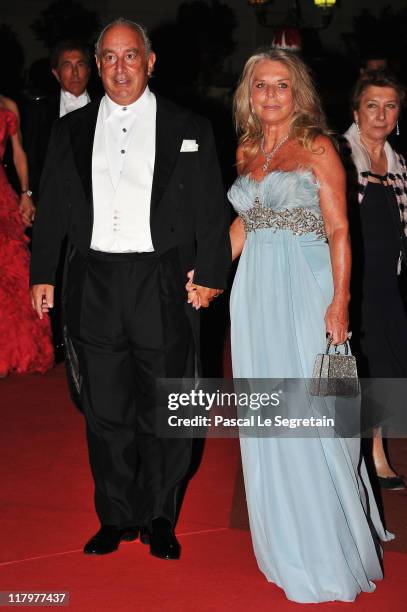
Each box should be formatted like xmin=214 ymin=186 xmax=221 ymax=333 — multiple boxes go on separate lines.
xmin=260 ymin=135 xmax=289 ymax=172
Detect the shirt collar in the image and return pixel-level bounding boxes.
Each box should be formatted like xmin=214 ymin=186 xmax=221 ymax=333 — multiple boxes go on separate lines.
xmin=61 ymin=89 xmax=89 ymax=101
xmin=344 ymin=121 xmax=401 ymax=175
xmin=104 ymin=86 xmax=153 ymax=119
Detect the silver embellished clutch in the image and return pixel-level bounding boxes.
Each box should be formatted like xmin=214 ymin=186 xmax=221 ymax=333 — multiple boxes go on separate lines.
xmin=310 ymin=338 xmax=360 ymax=397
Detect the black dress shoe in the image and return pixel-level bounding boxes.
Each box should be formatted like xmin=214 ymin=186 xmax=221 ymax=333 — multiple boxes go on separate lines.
xmin=377 ymin=475 xmax=405 ymax=490
xmin=84 ymin=525 xmax=139 ymax=555
xmin=148 ymin=517 xmax=180 ymax=560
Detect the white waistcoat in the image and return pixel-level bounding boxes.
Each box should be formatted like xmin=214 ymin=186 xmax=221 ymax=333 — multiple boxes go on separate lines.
xmin=90 ymin=91 xmax=156 ymax=252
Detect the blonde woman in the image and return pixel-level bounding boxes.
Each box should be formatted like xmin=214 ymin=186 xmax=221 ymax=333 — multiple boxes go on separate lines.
xmin=227 ymin=50 xmax=392 ymax=603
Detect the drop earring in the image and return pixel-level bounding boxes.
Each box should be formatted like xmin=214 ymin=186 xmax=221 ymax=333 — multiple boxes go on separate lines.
xmin=396 ymin=121 xmax=400 ymax=136
xmin=355 ymin=120 xmax=360 ymax=134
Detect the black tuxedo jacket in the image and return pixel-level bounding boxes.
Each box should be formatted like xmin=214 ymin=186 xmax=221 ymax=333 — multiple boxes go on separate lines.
xmin=30 ymin=94 xmax=231 ymax=291
xmin=23 ymin=94 xmax=60 ymax=202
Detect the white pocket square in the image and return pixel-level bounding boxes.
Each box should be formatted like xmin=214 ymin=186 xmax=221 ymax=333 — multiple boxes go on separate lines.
xmin=180 ymin=139 xmax=199 ymax=152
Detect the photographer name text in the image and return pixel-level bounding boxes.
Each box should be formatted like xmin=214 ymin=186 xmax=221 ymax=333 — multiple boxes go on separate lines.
xmin=167 ymin=415 xmax=335 ymax=429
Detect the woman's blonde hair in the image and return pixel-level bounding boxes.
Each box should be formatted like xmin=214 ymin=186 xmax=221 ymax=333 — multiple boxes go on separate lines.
xmin=233 ymin=48 xmax=329 ymax=162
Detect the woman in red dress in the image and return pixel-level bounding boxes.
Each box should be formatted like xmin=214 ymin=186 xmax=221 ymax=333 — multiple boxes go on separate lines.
xmin=0 ymin=95 xmax=53 ymax=376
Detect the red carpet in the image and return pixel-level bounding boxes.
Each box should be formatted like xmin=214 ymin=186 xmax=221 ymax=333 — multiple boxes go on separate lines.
xmin=1 ymin=366 xmax=406 ymax=610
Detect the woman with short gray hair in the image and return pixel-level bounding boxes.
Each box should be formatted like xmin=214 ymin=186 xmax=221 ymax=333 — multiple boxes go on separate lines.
xmin=340 ymin=70 xmax=407 ymax=491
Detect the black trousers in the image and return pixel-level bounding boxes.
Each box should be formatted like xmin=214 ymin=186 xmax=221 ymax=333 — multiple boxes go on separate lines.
xmin=65 ymin=248 xmax=194 ymax=528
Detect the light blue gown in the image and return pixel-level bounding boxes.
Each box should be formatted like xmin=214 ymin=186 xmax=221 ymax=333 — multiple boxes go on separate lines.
xmin=228 ymin=170 xmax=393 ymax=603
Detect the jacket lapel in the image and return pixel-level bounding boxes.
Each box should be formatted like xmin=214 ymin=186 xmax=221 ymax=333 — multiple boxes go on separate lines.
xmin=69 ymin=99 xmax=101 ymax=206
xmin=151 ymin=95 xmax=188 ymax=214
xmin=48 ymin=93 xmax=60 ymax=122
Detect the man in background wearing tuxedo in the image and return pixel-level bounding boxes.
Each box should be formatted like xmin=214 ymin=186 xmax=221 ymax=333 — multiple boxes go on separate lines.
xmin=25 ymin=40 xmax=92 ymax=200
xmin=24 ymin=41 xmax=92 ymax=361
xmin=30 ymin=19 xmax=230 ymax=561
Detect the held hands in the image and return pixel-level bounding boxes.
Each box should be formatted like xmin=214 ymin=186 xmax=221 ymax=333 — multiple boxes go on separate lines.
xmin=325 ymin=298 xmax=349 ymax=345
xmin=19 ymin=195 xmax=35 ymax=226
xmin=30 ymin=284 xmax=54 ymax=320
xmin=186 ymin=270 xmax=223 ymax=309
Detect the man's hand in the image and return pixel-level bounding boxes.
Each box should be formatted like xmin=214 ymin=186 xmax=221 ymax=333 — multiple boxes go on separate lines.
xmin=19 ymin=195 xmax=35 ymax=227
xmin=30 ymin=284 xmax=54 ymax=319
xmin=186 ymin=270 xmax=223 ymax=309
xmin=186 ymin=270 xmax=201 ymax=309
xmin=194 ymin=285 xmax=223 ymax=307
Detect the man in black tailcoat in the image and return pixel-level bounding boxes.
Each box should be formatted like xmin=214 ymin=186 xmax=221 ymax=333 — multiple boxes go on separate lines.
xmin=24 ymin=40 xmax=92 ymax=361
xmin=24 ymin=40 xmax=92 ymax=202
xmin=30 ymin=18 xmax=230 ymax=560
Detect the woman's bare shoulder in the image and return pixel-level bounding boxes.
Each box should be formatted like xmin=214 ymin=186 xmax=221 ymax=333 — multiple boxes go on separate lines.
xmin=307 ymin=135 xmax=345 ymax=185
xmin=0 ymin=96 xmax=19 ymax=117
xmin=311 ymin=134 xmax=337 ymax=155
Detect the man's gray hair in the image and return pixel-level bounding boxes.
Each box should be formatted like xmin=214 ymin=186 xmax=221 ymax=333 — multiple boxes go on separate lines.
xmin=95 ymin=18 xmax=152 ymax=57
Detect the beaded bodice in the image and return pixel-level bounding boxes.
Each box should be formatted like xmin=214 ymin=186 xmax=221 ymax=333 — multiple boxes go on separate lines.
xmin=228 ymin=170 xmax=327 ymax=240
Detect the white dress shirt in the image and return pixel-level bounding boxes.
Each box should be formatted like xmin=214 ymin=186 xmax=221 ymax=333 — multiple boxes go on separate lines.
xmin=60 ymin=89 xmax=90 ymax=117
xmin=91 ymin=87 xmax=156 ymax=252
